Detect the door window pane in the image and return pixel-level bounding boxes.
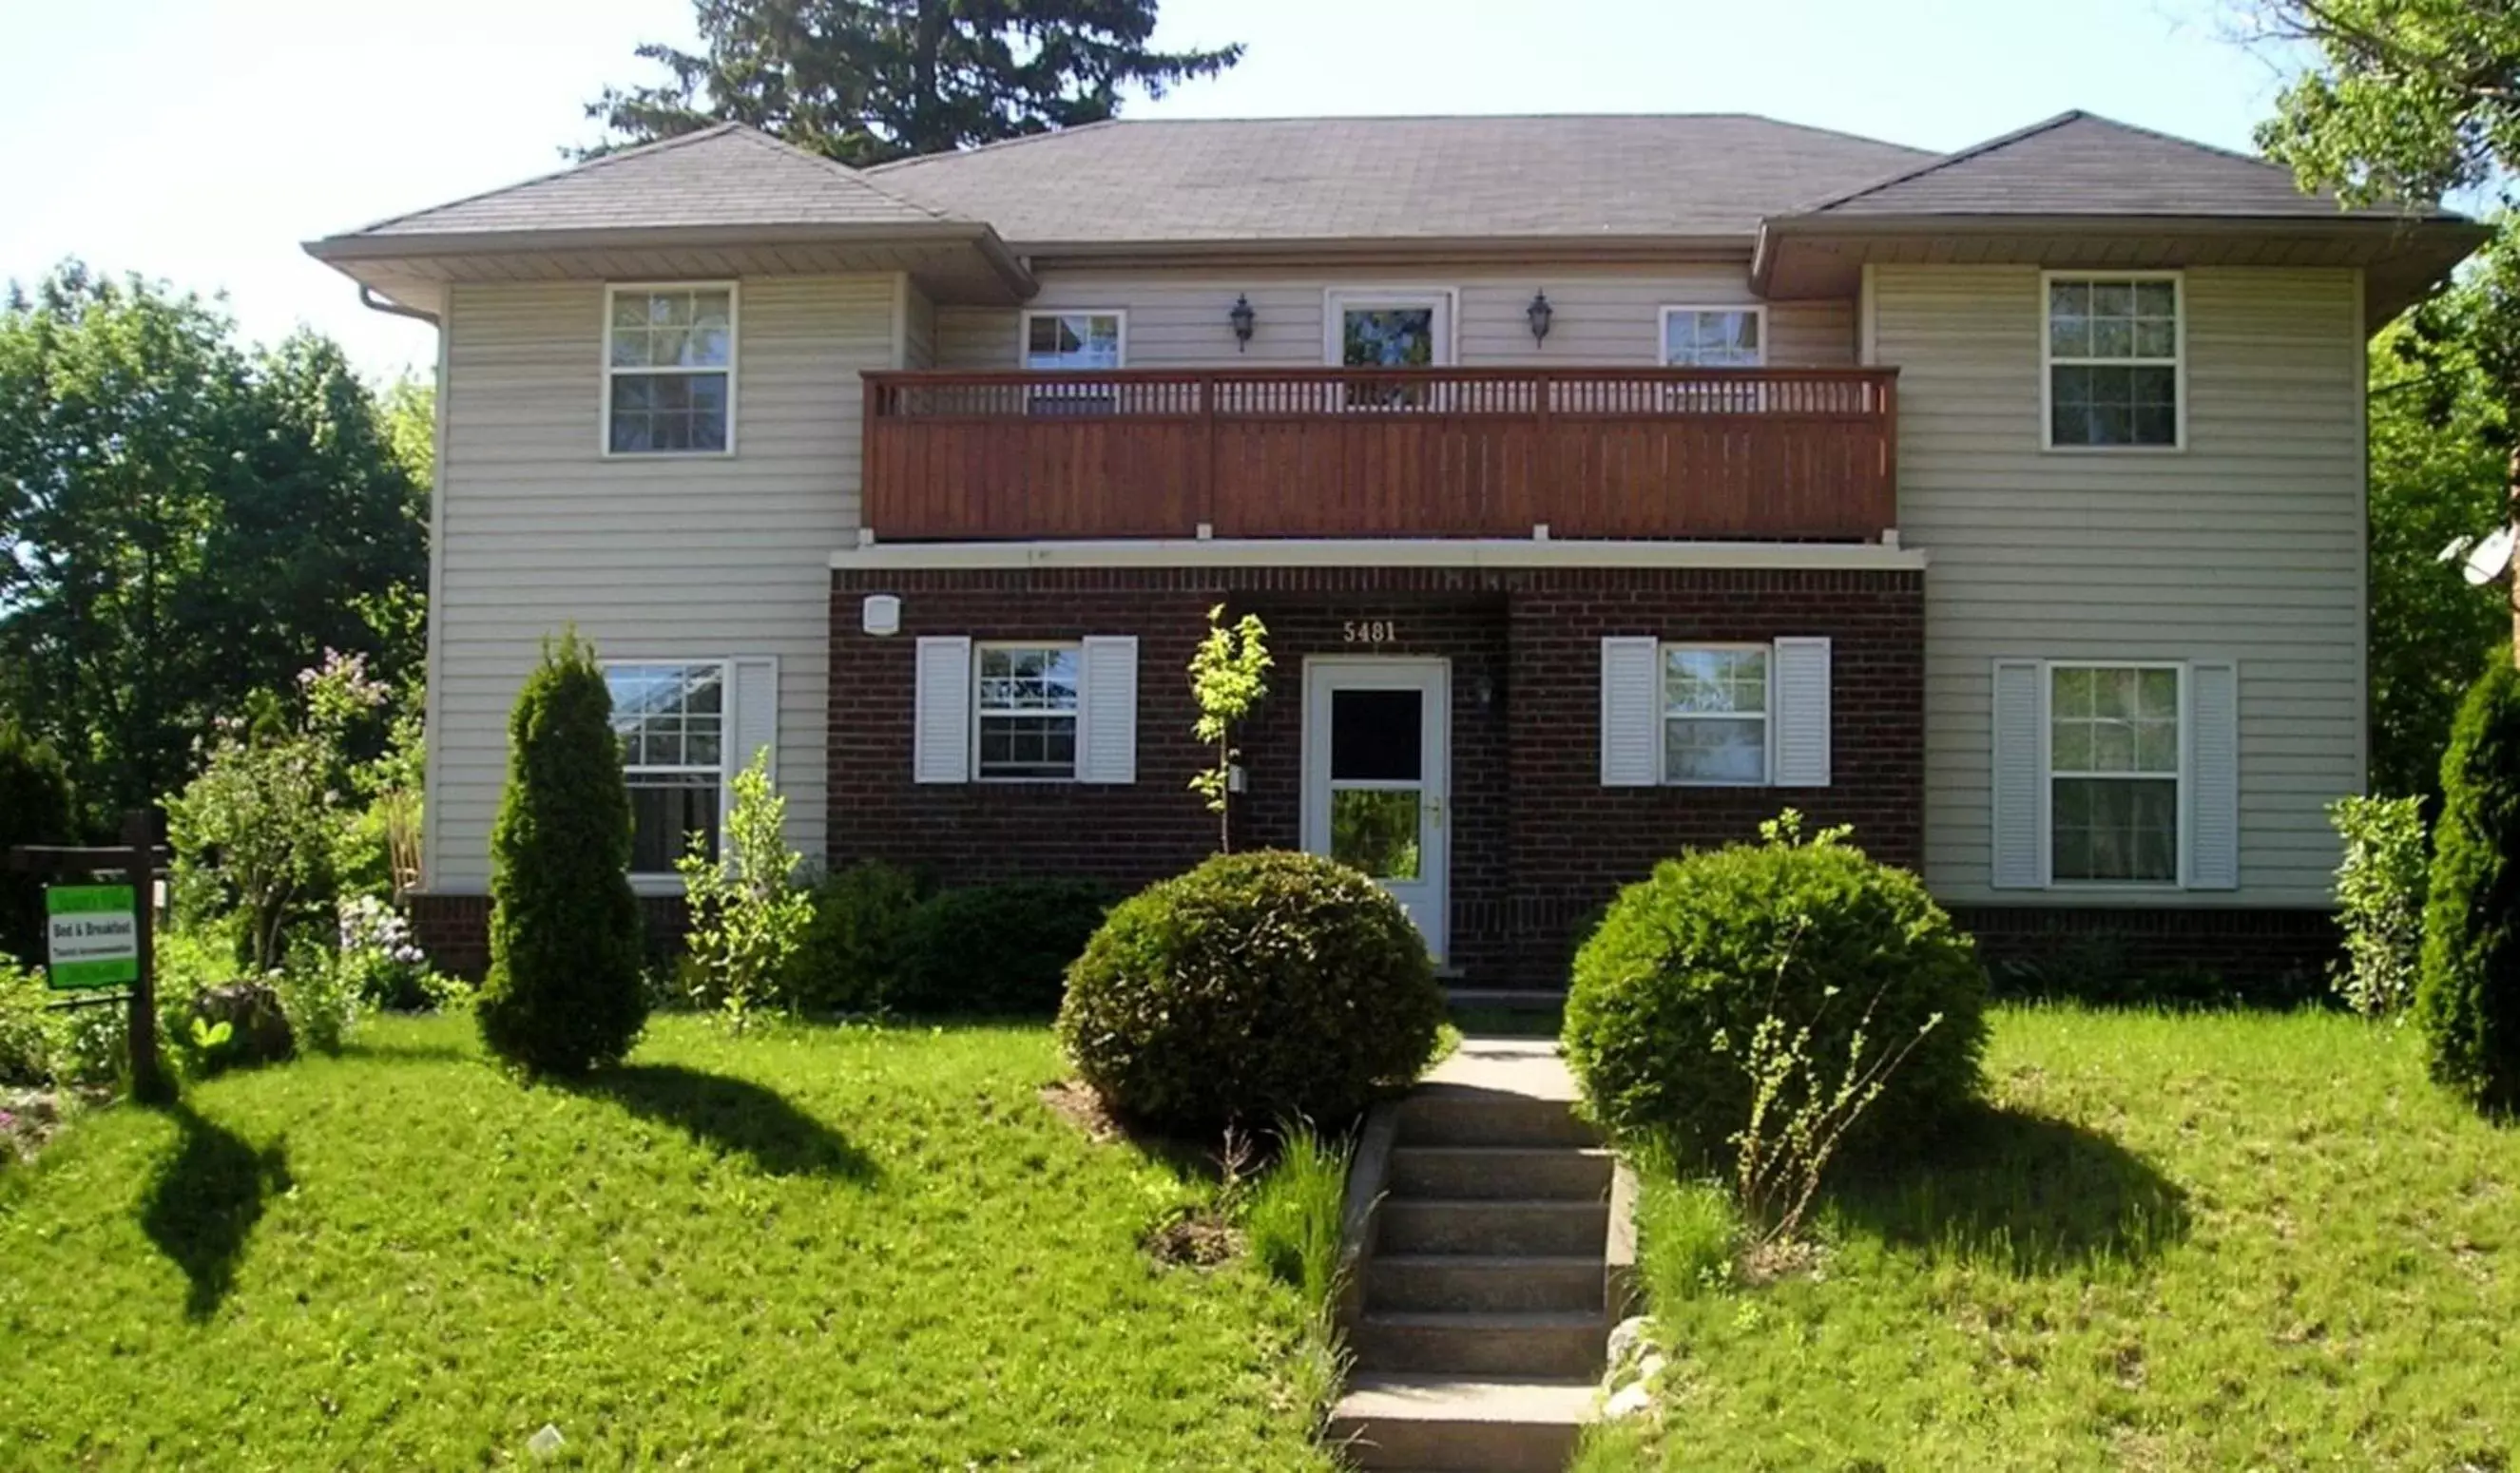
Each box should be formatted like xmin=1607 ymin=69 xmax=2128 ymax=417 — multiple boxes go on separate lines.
xmin=1332 ymin=790 xmax=1422 ymax=880
xmin=1330 ymin=688 xmax=1423 ymax=782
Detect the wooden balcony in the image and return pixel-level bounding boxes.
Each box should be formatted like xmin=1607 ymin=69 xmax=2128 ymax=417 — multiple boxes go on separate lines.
xmin=861 ymin=367 xmax=1898 ymax=543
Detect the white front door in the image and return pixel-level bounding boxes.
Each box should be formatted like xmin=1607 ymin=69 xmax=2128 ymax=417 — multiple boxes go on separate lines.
xmin=1302 ymin=659 xmax=1449 ymax=963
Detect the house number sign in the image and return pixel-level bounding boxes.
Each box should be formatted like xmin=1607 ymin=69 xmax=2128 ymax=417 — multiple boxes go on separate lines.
xmin=1341 ymin=620 xmax=1399 ymax=644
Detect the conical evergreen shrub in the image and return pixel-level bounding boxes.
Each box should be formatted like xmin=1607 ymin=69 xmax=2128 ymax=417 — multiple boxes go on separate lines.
xmin=2417 ymin=651 xmax=2520 ymax=1115
xmin=477 ymin=631 xmax=647 ymax=1075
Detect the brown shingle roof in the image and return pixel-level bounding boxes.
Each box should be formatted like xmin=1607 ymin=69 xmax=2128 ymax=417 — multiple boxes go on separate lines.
xmin=347 ymin=123 xmax=965 ymax=238
xmin=867 ymin=114 xmax=1935 ymax=245
xmin=1795 ymin=110 xmax=2449 ymax=220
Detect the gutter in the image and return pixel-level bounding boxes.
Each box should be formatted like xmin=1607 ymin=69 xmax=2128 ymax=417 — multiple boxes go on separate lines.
xmin=358 ymin=284 xmax=438 ymax=326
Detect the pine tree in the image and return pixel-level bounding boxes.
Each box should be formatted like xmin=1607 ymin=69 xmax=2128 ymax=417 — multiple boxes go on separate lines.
xmin=583 ymin=0 xmax=1241 ymax=167
xmin=477 ymin=632 xmax=648 ymax=1075
xmin=2416 ymin=651 xmax=2520 ymax=1114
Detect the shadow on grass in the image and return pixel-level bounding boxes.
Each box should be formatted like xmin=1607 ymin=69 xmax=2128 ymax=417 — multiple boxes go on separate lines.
xmin=574 ymin=1064 xmax=877 ymax=1181
xmin=138 ymin=1103 xmax=292 ymax=1321
xmin=1827 ymin=1103 xmax=2190 ymax=1274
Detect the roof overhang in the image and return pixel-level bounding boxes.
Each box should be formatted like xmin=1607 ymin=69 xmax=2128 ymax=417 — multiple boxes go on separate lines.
xmin=1753 ymin=213 xmax=2491 ymax=332
xmin=1006 ymin=233 xmax=1755 ymax=272
xmin=303 ymin=221 xmax=1038 ymax=314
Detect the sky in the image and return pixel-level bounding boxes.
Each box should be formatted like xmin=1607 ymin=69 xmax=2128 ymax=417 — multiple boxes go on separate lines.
xmin=0 ymin=0 xmax=2302 ymax=381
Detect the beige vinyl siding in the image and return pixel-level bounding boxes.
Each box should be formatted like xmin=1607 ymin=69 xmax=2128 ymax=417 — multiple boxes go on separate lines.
xmin=1882 ymin=263 xmax=2364 ymax=908
xmin=902 ymin=278 xmax=936 ymax=368
xmin=427 ymin=275 xmax=891 ymax=891
xmin=935 ymin=263 xmax=1853 ymax=368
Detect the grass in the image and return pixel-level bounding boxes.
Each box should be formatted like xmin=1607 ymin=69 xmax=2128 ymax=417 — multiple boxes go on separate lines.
xmin=0 ymin=1013 xmax=1339 ymax=1470
xmin=1601 ymin=1004 xmax=2520 ymax=1472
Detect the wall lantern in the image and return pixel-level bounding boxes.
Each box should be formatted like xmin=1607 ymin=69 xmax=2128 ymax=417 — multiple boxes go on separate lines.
xmin=1526 ymin=290 xmax=1553 ymax=345
xmin=1228 ymin=294 xmax=1257 ymax=351
xmin=861 ymin=594 xmax=902 ymax=637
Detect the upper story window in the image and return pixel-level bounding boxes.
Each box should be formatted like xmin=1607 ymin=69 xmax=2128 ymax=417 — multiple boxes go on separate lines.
xmin=1661 ymin=307 xmax=1764 ymax=367
xmin=975 ymin=643 xmax=1081 ymax=780
xmin=1663 ymin=645 xmax=1770 ymax=786
xmin=2049 ymin=663 xmax=2181 ymax=884
xmin=1023 ymin=311 xmax=1125 ymax=371
xmin=606 ymin=284 xmax=735 ymax=455
xmin=2045 ymin=275 xmax=2180 ymax=450
xmin=606 ymin=661 xmax=725 ymax=874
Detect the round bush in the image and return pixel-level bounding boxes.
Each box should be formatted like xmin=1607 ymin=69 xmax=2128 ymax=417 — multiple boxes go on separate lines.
xmin=1057 ymin=851 xmax=1444 ymax=1133
xmin=1563 ymin=829 xmax=1989 ymax=1159
xmin=2418 ymin=651 xmax=2520 ymax=1115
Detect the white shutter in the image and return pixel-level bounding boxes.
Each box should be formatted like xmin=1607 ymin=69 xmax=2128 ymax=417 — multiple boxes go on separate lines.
xmin=1991 ymin=659 xmax=2046 ymax=889
xmin=1076 ymin=636 xmax=1139 ymax=785
xmin=914 ymin=636 xmax=971 ymax=784
xmin=1600 ymin=637 xmax=1662 ymax=787
xmin=1771 ymin=637 xmax=1832 ymax=788
xmin=728 ymin=657 xmax=779 ymax=781
xmin=2187 ymin=660 xmax=2240 ymax=890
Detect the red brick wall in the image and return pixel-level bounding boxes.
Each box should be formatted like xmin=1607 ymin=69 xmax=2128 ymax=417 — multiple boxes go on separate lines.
xmin=409 ymin=891 xmax=687 ymax=980
xmin=829 ymin=564 xmax=1925 ymax=985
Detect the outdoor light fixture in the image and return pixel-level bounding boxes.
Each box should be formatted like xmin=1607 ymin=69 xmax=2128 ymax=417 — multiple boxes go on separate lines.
xmin=1228 ymin=293 xmax=1256 ymax=351
xmin=1526 ymin=291 xmax=1553 ymax=344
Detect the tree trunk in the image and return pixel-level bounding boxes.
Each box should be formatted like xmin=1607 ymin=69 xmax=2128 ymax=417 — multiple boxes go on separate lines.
xmin=2510 ymin=446 xmax=2518 ymax=666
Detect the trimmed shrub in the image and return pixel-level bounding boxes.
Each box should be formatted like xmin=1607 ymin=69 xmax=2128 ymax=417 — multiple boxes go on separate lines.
xmin=476 ymin=632 xmax=647 ymax=1075
xmin=1057 ymin=851 xmax=1443 ymax=1132
xmin=2417 ymin=652 xmax=2520 ymax=1113
xmin=2328 ymin=794 xmax=2429 ymax=1017
xmin=785 ymin=861 xmax=927 ymax=1013
xmin=1563 ymin=819 xmax=1989 ymax=1159
xmin=894 ymin=878 xmax=1113 ymax=1015
xmin=0 ymin=719 xmax=77 ymax=965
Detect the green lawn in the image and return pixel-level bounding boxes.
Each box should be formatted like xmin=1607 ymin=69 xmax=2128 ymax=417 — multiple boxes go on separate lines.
xmin=1595 ymin=1005 xmax=2520 ymax=1472
xmin=0 ymin=1014 xmax=1337 ymax=1470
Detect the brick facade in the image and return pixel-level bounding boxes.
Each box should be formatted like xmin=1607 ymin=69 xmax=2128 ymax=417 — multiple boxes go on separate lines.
xmin=828 ymin=563 xmax=1926 ymax=986
xmin=411 ymin=891 xmax=687 ymax=980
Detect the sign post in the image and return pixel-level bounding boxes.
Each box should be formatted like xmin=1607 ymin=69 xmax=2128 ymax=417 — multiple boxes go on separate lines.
xmin=7 ymin=809 xmax=170 ymax=1103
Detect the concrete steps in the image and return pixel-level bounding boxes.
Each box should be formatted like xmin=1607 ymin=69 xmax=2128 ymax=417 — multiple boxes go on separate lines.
xmin=1333 ymin=1037 xmax=1622 ymax=1473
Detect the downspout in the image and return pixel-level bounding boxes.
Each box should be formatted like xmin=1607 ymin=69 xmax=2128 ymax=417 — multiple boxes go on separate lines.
xmin=359 ymin=283 xmax=439 ymax=325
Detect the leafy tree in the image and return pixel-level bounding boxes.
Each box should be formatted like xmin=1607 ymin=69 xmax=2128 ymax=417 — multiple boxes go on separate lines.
xmin=0 ymin=264 xmax=427 ymax=823
xmin=477 ymin=632 xmax=648 ymax=1076
xmin=676 ymin=748 xmax=812 ymax=1030
xmin=2247 ymin=0 xmax=2520 ymax=664
xmin=0 ymin=719 xmax=77 ymax=964
xmin=1186 ymin=604 xmax=1269 ymax=852
xmin=2415 ymin=651 xmax=2520 ymax=1112
xmin=585 ymin=0 xmax=1242 ymax=166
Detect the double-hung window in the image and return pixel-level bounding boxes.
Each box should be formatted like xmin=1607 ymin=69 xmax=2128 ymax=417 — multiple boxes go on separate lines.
xmin=1663 ymin=645 xmax=1770 ymax=785
xmin=1023 ymin=311 xmax=1125 ymax=371
xmin=975 ymin=644 xmax=1081 ymax=780
xmin=2045 ymin=275 xmax=2180 ymax=449
xmin=2049 ymin=663 xmax=2182 ymax=883
xmin=606 ymin=662 xmax=726 ymax=874
xmin=606 ymin=284 xmax=736 ymax=453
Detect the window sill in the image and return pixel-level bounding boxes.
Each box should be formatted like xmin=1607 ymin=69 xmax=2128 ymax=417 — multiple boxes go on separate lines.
xmin=601 ymin=449 xmax=738 ymax=462
xmin=627 ymin=873 xmax=690 ymax=897
xmin=2038 ymin=443 xmax=2186 ymax=456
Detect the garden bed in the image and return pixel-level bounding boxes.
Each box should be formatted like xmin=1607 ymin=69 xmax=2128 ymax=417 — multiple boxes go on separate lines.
xmin=1588 ymin=1004 xmax=2520 ymax=1471
xmin=0 ymin=1014 xmax=1337 ymax=1468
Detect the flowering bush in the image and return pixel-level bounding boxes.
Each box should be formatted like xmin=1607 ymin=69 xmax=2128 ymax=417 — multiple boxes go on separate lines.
xmin=335 ymin=894 xmax=452 ymax=1011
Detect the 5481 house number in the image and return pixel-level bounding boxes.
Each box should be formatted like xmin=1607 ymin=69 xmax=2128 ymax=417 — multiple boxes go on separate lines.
xmin=1341 ymin=620 xmax=1399 ymax=644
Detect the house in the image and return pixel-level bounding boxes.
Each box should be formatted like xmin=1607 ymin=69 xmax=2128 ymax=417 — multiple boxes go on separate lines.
xmin=306 ymin=110 xmax=2484 ymax=988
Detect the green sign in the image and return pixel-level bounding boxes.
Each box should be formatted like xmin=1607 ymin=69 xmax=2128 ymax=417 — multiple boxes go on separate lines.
xmin=46 ymin=885 xmax=139 ymax=991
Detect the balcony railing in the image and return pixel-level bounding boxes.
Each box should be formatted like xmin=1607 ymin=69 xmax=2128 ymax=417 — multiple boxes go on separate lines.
xmin=861 ymin=366 xmax=1897 ymax=542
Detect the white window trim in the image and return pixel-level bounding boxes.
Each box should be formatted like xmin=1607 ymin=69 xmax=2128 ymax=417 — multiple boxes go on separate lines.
xmin=2038 ymin=659 xmax=2191 ymax=891
xmin=1322 ymin=287 xmax=1460 ymax=367
xmin=1017 ymin=309 xmax=1128 ymax=370
xmin=2039 ymin=269 xmax=2185 ymax=455
xmin=971 ymin=640 xmax=1084 ymax=784
xmin=601 ymin=280 xmax=741 ymax=459
xmin=1659 ymin=641 xmax=1775 ymax=788
xmin=603 ymin=657 xmax=733 ymax=887
xmin=1657 ymin=305 xmax=1768 ymax=367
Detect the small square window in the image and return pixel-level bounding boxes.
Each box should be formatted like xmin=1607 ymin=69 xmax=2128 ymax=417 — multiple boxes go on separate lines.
xmin=1023 ymin=312 xmax=1124 ymax=372
xmin=1662 ymin=308 xmax=1763 ymax=368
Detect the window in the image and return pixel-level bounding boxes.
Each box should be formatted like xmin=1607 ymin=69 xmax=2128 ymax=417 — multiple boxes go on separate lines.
xmin=1663 ymin=646 xmax=1769 ymax=785
xmin=606 ymin=662 xmax=725 ymax=874
xmin=1022 ymin=311 xmax=1125 ymax=371
xmin=2049 ymin=664 xmax=2181 ymax=883
xmin=1326 ymin=290 xmax=1452 ymax=409
xmin=606 ymin=284 xmax=735 ymax=454
xmin=2045 ymin=275 xmax=2180 ymax=449
xmin=975 ymin=644 xmax=1080 ymax=780
xmin=1661 ymin=307 xmax=1764 ymax=367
